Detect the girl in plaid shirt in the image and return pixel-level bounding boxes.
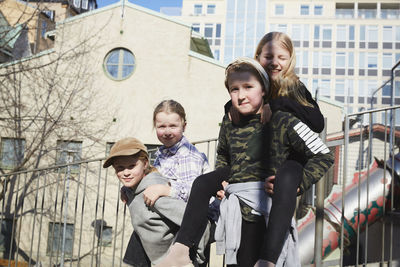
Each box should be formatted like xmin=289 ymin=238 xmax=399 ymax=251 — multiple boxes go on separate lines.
xmin=123 ymin=100 xmax=211 ymax=267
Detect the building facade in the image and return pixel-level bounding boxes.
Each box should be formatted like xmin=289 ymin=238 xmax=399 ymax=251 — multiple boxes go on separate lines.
xmin=176 ymin=0 xmax=400 ymax=125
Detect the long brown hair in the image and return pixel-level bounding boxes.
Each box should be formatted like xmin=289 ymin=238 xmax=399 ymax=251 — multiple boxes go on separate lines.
xmin=255 ymin=32 xmax=312 ymax=107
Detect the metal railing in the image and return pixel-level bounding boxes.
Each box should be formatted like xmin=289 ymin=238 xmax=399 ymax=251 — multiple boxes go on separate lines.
xmin=2 ymin=100 xmax=400 ymax=266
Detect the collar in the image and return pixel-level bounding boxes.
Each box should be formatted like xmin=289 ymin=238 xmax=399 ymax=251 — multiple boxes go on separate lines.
xmin=157 ymin=136 xmax=188 ymax=157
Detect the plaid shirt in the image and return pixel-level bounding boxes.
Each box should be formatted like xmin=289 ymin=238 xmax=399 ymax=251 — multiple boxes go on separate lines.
xmin=154 ymin=136 xmax=210 ymax=202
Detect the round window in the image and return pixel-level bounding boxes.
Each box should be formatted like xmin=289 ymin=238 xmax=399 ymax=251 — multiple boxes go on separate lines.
xmin=104 ymin=48 xmax=135 ymax=80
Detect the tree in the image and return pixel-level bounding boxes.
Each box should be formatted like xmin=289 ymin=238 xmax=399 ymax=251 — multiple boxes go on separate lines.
xmin=0 ymin=0 xmax=115 ymax=263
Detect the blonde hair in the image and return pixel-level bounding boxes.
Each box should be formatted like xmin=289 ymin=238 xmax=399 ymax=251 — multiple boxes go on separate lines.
xmin=136 ymin=150 xmax=158 ymax=175
xmin=225 ymin=57 xmax=270 ymax=102
xmin=153 ymin=100 xmax=187 ymax=127
xmin=254 ymin=32 xmax=312 ymax=107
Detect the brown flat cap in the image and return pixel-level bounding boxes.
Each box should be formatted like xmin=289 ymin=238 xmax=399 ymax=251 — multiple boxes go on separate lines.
xmin=103 ymin=137 xmax=148 ymax=168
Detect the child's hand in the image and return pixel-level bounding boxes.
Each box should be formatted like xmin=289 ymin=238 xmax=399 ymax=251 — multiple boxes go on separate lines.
xmin=143 ymin=184 xmax=171 ymax=207
xmin=216 ymin=190 xmax=225 ymax=200
xmin=216 ymin=181 xmax=229 ymax=200
xmin=264 ymin=176 xmax=300 ymax=195
xmin=264 ymin=176 xmax=275 ymax=195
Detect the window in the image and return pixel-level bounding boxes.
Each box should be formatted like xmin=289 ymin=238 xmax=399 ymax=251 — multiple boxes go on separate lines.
xmin=336 ymin=25 xmax=355 ymax=48
xmin=320 ymin=79 xmax=331 ymax=97
xmin=104 ymin=48 xmax=135 ymax=81
xmin=215 ymin=24 xmax=222 ymax=46
xmin=381 ymin=3 xmax=400 ymax=19
xmin=275 ymin=4 xmax=284 ymax=15
xmin=207 ymin=4 xmax=215 ymax=14
xmin=335 ymin=3 xmax=354 ymax=18
xmin=105 ymin=142 xmax=115 ymax=156
xmin=335 ymin=80 xmax=345 ymax=96
xmin=43 ymin=10 xmax=55 ymax=20
xmin=213 ymin=49 xmax=220 ymax=60
xmin=383 ymin=53 xmax=393 ymax=69
xmin=204 ymin=24 xmax=213 ymax=45
xmin=0 ymin=138 xmax=25 ymax=170
xmin=41 ymin=21 xmax=47 ymax=37
xmin=321 ymin=52 xmax=331 ymax=68
xmin=192 ymin=23 xmax=200 ymax=33
xmin=336 ymin=52 xmax=345 ymax=68
xmin=313 ymin=52 xmax=319 ymax=68
xmin=47 ymin=222 xmax=74 ymax=256
xmin=270 ymin=24 xmax=287 ymax=33
xmin=367 ymin=53 xmax=377 ymax=68
xmin=73 ymin=0 xmax=81 ymax=8
xmin=358 ymin=3 xmax=377 ymax=19
xmin=194 ymin=4 xmax=202 ymax=15
xmin=383 ymin=26 xmax=394 ymax=42
xmin=216 ymin=24 xmax=221 ymax=38
xmin=360 ymin=25 xmax=378 ymax=45
xmin=56 ymin=140 xmax=82 ymax=173
xmin=314 ymin=25 xmax=320 ymax=40
xmin=82 ymin=0 xmax=88 ymax=9
xmin=314 ymin=5 xmax=323 ymax=15
xmin=92 ymin=220 xmax=112 ymax=247
xmin=322 ymin=25 xmax=332 ymax=41
xmin=301 ymin=5 xmax=309 ymax=15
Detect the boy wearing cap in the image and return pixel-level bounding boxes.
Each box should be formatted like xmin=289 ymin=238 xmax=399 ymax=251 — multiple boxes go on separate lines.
xmin=103 ymin=137 xmax=209 ymax=265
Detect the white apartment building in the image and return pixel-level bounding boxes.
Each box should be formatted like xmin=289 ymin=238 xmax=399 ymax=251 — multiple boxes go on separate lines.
xmin=267 ymin=0 xmax=400 ymax=123
xmin=176 ymin=0 xmax=400 ymax=125
xmin=177 ymin=0 xmax=226 ymax=61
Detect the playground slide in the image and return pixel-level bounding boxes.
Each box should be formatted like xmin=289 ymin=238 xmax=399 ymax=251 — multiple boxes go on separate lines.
xmin=297 ymin=156 xmax=399 ymax=265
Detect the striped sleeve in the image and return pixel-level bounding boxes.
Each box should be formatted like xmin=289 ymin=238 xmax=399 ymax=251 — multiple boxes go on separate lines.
xmin=287 ymin=116 xmax=334 ymax=194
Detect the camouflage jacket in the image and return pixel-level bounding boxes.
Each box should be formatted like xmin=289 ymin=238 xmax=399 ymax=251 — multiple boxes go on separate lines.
xmin=215 ymin=111 xmax=334 ymax=219
xmin=216 ymin=113 xmax=269 ymax=184
xmin=267 ymin=110 xmax=334 ymax=194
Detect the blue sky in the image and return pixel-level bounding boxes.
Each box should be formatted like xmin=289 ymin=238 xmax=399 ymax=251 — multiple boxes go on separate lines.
xmin=97 ymin=0 xmax=183 ymax=11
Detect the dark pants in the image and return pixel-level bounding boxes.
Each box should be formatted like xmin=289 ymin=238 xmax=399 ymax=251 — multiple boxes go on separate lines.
xmin=261 ymin=160 xmax=303 ymax=263
xmin=175 ymin=167 xmax=230 ymax=247
xmin=123 ymin=231 xmax=151 ymax=267
xmin=227 ymin=218 xmax=266 ymax=267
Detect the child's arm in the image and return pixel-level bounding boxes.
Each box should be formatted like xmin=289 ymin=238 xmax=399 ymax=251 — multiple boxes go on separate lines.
xmin=269 ymin=111 xmax=334 ymax=195
xmin=215 ymin=115 xmax=231 ymax=169
xmin=143 ymin=184 xmax=171 ymax=207
xmin=269 ymin=84 xmax=325 ymax=133
xmin=284 ymin=114 xmax=334 ymax=194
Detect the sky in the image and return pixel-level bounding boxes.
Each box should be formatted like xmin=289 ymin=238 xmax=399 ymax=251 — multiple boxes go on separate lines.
xmin=97 ymin=0 xmax=183 ymax=12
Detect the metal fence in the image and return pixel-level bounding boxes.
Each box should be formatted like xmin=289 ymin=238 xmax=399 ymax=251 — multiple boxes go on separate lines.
xmin=3 ymin=71 xmax=400 ymax=267
xmin=1 ymin=112 xmax=400 ymax=266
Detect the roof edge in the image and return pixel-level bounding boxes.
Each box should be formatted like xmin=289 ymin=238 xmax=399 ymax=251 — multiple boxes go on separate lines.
xmin=56 ymin=1 xmax=191 ymax=28
xmin=188 ymin=50 xmax=226 ymax=68
xmin=318 ymin=96 xmax=345 ymax=109
xmin=0 ymin=48 xmax=54 ymax=68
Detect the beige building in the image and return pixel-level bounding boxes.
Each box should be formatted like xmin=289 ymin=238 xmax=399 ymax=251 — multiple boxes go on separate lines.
xmin=0 ymin=1 xmax=229 ymax=265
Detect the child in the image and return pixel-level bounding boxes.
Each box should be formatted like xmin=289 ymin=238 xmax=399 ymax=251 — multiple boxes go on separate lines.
xmin=122 ymin=100 xmax=211 ymax=266
xmin=255 ymin=31 xmax=331 ymax=266
xmin=157 ymin=57 xmax=333 ymax=267
xmin=103 ymin=137 xmax=209 ymax=265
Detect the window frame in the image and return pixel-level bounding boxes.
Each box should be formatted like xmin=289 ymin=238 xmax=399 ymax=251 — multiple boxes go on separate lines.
xmin=194 ymin=4 xmax=203 ymax=15
xmin=275 ymin=4 xmax=284 ymax=15
xmin=47 ymin=222 xmax=74 ymax=257
xmin=207 ymin=4 xmax=216 ymax=14
xmin=0 ymin=138 xmax=25 ymax=170
xmin=103 ymin=48 xmax=136 ymax=81
xmin=300 ymin=5 xmax=310 ymax=15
